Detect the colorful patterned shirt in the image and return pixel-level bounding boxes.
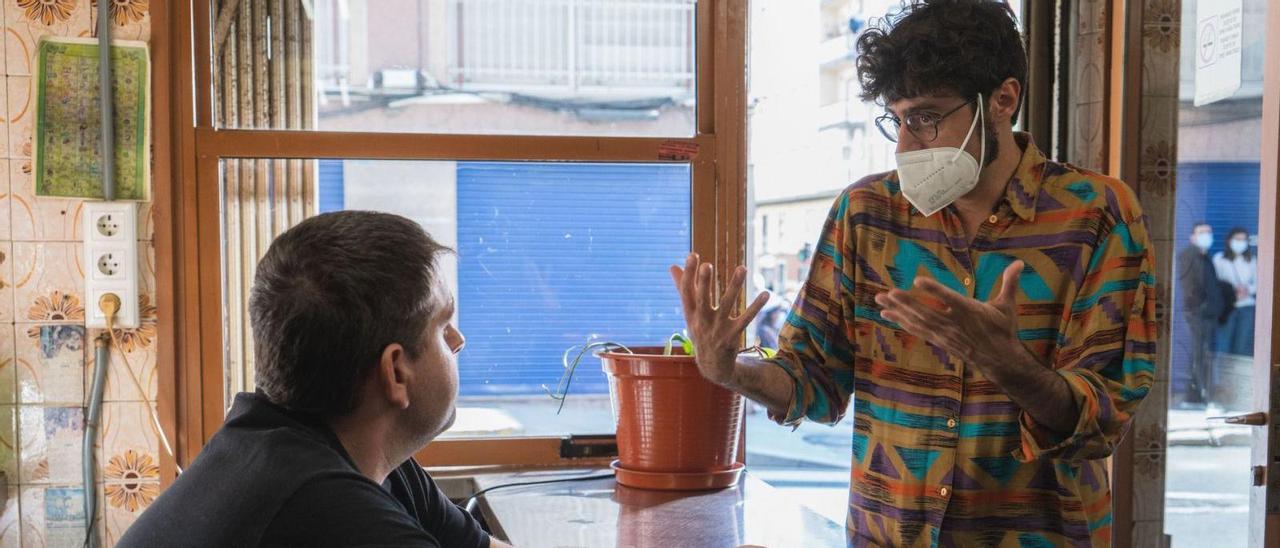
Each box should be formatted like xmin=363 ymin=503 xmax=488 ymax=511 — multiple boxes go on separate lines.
xmin=766 ymin=134 xmax=1156 ymax=547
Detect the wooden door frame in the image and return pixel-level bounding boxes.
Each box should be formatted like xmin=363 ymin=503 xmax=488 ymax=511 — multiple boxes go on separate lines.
xmin=162 ymin=0 xmax=747 ymax=469
xmin=1252 ymin=2 xmax=1280 ymax=546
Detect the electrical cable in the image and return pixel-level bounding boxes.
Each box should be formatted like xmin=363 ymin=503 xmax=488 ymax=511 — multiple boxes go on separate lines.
xmin=461 ymin=473 xmax=616 ymax=515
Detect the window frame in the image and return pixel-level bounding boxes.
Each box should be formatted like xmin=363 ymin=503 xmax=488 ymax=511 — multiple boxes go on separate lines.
xmin=160 ymin=0 xmax=748 ymax=471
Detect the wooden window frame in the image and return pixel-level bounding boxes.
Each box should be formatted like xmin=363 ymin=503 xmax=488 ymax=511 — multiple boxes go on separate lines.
xmin=156 ymin=0 xmax=748 ymax=474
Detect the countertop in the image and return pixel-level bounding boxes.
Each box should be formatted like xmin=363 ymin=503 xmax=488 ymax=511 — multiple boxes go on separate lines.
xmin=470 ymin=468 xmax=846 ymax=547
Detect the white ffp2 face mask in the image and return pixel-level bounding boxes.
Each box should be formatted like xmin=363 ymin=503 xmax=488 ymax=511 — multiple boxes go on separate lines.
xmin=1193 ymin=233 xmax=1213 ymax=251
xmin=895 ymin=94 xmax=986 ymax=217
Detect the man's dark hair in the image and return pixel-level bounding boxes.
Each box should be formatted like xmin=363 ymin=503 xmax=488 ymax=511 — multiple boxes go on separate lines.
xmin=249 ymin=211 xmax=451 ymax=418
xmin=856 ymin=0 xmax=1026 ymax=120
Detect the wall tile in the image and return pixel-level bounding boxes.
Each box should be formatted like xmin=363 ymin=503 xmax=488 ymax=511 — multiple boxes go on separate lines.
xmin=16 ymin=325 xmax=83 ymax=405
xmin=4 ymin=77 xmax=27 ymax=159
xmin=1131 ymin=380 xmax=1168 ymax=453
xmin=1139 ymin=98 xmax=1178 ymax=156
xmin=0 ymin=242 xmax=13 ymax=328
xmin=0 ymin=406 xmax=15 ymax=481
xmin=18 ymin=406 xmax=82 ymax=484
xmin=12 ymin=242 xmax=83 ymax=325
xmin=1076 ymin=0 xmax=1107 ymax=35
xmin=1070 ymin=101 xmax=1107 ymax=172
xmin=0 ymin=134 xmax=8 ymax=242
xmin=92 ymin=0 xmax=149 ymax=43
xmin=1072 ymin=34 xmax=1106 ymax=105
xmin=4 ymin=0 xmax=93 ymax=77
xmin=19 ymin=485 xmax=85 ymax=548
xmin=10 ymin=159 xmax=83 ymax=241
xmin=88 ymin=330 xmax=153 ymax=403
xmin=93 ymin=402 xmax=158 ymax=482
xmin=99 ymin=451 xmax=157 ymax=545
xmin=1139 ymin=167 xmax=1176 ymax=240
xmin=1131 ymin=450 xmax=1167 ymax=523
xmin=1140 ymin=26 xmax=1179 ymax=98
xmin=135 ymin=202 xmax=151 ymax=242
xmin=0 ymin=325 xmax=13 ymax=405
xmin=0 ymin=486 xmax=17 ymax=547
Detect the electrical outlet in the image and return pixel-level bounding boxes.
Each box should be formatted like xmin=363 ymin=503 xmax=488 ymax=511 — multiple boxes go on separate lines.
xmin=84 ymin=202 xmax=139 ymax=329
xmin=91 ymin=248 xmax=130 ymax=281
xmin=87 ymin=288 xmax=138 ymax=329
xmin=96 ymin=213 xmax=122 ymax=238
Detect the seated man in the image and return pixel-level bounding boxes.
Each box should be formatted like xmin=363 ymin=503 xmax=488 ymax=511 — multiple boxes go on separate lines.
xmin=122 ymin=211 xmax=510 ymax=548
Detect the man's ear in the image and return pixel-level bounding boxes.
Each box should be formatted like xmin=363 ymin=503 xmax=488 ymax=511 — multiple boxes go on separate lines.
xmin=990 ymin=77 xmax=1022 ymax=125
xmin=375 ymin=343 xmax=412 ymax=410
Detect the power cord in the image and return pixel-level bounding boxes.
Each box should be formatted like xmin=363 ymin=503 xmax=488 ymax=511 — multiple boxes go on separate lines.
xmin=97 ymin=293 xmax=180 ymax=468
xmin=461 ymin=473 xmax=616 ymax=515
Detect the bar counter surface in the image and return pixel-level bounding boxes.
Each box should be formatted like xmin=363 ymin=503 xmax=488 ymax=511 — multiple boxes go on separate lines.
xmin=470 ymin=468 xmax=846 ymax=547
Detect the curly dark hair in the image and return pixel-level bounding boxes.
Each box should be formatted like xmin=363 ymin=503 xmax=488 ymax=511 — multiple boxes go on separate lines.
xmin=856 ymin=0 xmax=1026 ymax=120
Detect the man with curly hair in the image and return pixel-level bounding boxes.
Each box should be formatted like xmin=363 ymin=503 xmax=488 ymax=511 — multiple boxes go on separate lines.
xmin=671 ymin=1 xmax=1156 ymax=545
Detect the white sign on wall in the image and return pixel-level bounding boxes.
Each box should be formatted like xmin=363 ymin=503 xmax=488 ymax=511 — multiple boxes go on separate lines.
xmin=1193 ymin=0 xmax=1244 ymax=106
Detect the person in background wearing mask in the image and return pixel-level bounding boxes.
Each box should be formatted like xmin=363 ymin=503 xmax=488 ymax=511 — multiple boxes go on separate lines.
xmin=1176 ymin=222 xmax=1225 ymax=406
xmin=668 ymin=1 xmax=1156 ymax=545
xmin=754 ymin=305 xmax=787 ymax=349
xmin=1213 ymin=227 xmax=1257 ymax=356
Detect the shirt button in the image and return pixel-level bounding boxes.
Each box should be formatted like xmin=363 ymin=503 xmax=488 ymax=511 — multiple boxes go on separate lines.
xmin=947 ymin=418 xmax=957 ymax=429
xmin=940 ymin=487 xmax=950 ymax=497
xmin=963 ymin=277 xmax=972 ymax=286
xmin=988 ymin=214 xmax=999 ymax=224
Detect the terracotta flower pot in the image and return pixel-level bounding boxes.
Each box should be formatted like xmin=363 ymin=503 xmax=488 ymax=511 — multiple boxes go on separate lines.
xmin=600 ymin=347 xmax=745 ymax=490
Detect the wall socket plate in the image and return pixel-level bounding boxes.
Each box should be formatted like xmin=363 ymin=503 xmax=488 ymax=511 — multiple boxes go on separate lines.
xmin=83 ymin=202 xmax=139 ymax=329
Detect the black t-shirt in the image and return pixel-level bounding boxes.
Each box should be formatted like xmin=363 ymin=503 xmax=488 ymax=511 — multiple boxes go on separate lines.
xmin=119 ymin=392 xmax=489 ymax=548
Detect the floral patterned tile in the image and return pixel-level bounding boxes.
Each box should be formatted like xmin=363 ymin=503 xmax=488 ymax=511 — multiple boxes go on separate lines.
xmin=11 ymin=242 xmax=84 ymax=325
xmin=16 ymin=325 xmax=84 ymax=405
xmin=100 ymin=449 xmax=158 ymax=533
xmin=18 ymin=406 xmax=82 ymax=484
xmin=4 ymin=0 xmax=93 ymax=77
xmin=1140 ymin=24 xmax=1179 ymax=97
xmin=101 ymin=478 xmax=153 ymax=544
xmin=90 ymin=0 xmax=148 ymax=42
xmin=93 ymin=402 xmax=159 ymax=481
xmin=18 ymin=484 xmax=85 ymax=548
xmin=9 ymin=158 xmax=84 ymax=242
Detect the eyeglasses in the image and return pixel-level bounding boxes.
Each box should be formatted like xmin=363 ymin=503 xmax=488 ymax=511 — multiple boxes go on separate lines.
xmin=875 ymin=99 xmax=975 ymax=144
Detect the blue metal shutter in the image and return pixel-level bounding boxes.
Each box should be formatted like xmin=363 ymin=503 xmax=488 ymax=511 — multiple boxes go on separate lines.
xmin=456 ymin=162 xmax=691 ymax=396
xmin=318 ymin=159 xmax=345 ymax=213
xmin=1171 ymin=162 xmax=1260 ymax=397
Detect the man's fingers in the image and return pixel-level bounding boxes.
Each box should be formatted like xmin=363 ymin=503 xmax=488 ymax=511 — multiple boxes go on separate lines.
xmin=682 ymin=253 xmax=699 ymax=295
xmin=719 ymin=266 xmax=747 ymax=313
xmin=912 ymin=278 xmax=968 ymax=313
xmin=993 ymin=260 xmax=1024 ymax=309
xmin=877 ymin=291 xmax=935 ymax=330
xmin=734 ymin=291 xmax=771 ymax=331
xmin=697 ymin=262 xmax=716 ymax=310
